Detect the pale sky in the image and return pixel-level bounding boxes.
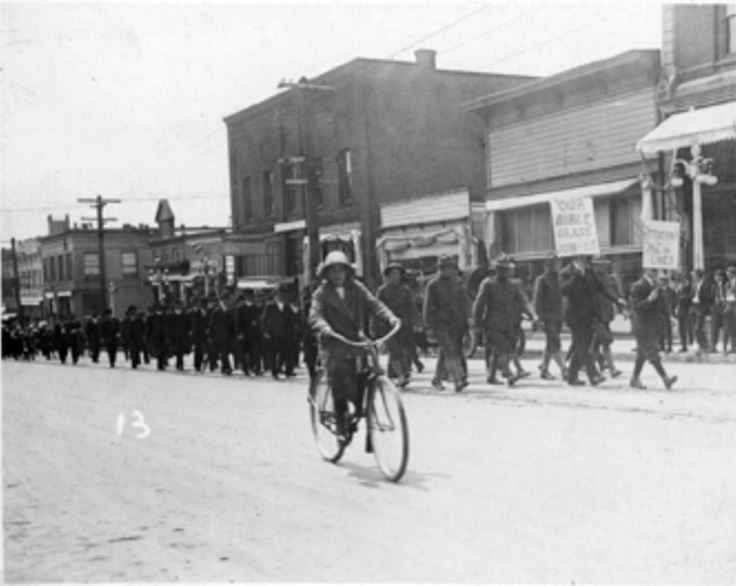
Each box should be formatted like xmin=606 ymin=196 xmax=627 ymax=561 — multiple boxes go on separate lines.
xmin=0 ymin=0 xmax=664 ymax=240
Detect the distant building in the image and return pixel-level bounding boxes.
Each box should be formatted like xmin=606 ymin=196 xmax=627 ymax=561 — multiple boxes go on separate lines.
xmin=224 ymin=49 xmax=534 ymax=288
xmin=39 ymin=215 xmax=155 ymax=318
xmin=148 ymin=199 xmax=233 ymax=302
xmin=467 ymin=49 xmax=661 ymax=292
xmin=2 ymin=247 xmax=17 ymax=316
xmin=637 ymin=4 xmax=736 ymax=270
xmin=15 ymin=238 xmax=44 ymax=320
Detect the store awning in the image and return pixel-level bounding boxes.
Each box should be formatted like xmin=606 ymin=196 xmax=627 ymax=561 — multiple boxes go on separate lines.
xmin=236 ymin=277 xmax=290 ymax=291
xmin=636 ymin=100 xmax=736 ymax=155
xmin=485 ymin=178 xmax=638 ymax=212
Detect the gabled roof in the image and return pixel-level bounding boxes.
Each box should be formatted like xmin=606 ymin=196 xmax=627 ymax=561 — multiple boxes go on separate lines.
xmin=155 ymin=199 xmax=175 ymax=224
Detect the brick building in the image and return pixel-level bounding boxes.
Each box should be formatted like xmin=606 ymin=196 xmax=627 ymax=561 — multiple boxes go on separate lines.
xmin=224 ymin=50 xmax=533 ymax=288
xmin=466 ymin=50 xmax=661 ymax=294
xmin=637 ymin=4 xmax=736 ymax=270
xmin=40 ymin=216 xmax=155 ymax=318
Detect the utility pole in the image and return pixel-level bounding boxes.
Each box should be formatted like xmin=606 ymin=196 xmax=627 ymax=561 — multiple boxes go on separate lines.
xmin=277 ymin=79 xmax=334 ymax=283
xmin=78 ymin=195 xmax=121 ymax=313
xmin=10 ymin=237 xmax=23 ymax=322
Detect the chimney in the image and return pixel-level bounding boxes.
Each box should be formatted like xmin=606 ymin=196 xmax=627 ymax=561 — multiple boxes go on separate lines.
xmin=414 ymin=49 xmax=437 ymax=70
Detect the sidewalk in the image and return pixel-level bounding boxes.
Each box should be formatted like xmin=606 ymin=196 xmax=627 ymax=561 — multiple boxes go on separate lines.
xmin=470 ymin=315 xmax=736 ymax=365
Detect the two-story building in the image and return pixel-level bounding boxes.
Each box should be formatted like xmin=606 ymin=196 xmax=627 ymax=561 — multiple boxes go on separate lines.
xmin=224 ymin=49 xmax=534 ymax=289
xmin=40 ymin=215 xmax=155 ymax=318
xmin=14 ymin=238 xmax=44 ymax=320
xmin=637 ymin=4 xmax=736 ymax=270
xmin=466 ymin=50 xmax=661 ymax=293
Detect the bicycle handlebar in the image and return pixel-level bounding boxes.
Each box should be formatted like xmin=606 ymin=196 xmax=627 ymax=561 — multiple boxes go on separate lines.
xmin=323 ymin=319 xmax=401 ymax=348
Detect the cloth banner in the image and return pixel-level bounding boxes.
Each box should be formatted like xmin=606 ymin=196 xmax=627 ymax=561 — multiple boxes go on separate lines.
xmin=642 ymin=220 xmax=680 ymax=269
xmin=549 ymin=196 xmax=600 ymax=257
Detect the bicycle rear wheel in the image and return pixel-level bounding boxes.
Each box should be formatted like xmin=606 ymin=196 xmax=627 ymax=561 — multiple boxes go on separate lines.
xmin=367 ymin=375 xmax=409 ymax=481
xmin=309 ymin=370 xmax=345 ymax=463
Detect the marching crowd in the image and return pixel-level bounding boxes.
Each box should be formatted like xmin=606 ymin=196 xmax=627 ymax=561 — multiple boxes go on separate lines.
xmin=3 ymin=254 xmax=735 ymax=393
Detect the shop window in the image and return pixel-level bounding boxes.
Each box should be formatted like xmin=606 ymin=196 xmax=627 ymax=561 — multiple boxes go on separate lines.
xmin=337 ymin=149 xmax=353 ymax=205
xmin=84 ymin=252 xmax=100 ymax=277
xmin=242 ymin=176 xmax=253 ymax=221
xmin=263 ymin=170 xmax=274 ymax=217
xmin=501 ymin=204 xmax=553 ymax=255
xmin=121 ymin=251 xmax=138 ymax=276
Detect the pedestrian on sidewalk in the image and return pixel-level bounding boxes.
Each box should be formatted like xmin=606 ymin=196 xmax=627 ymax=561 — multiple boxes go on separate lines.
xmin=533 ymin=253 xmax=567 ymax=381
xmin=674 ymin=272 xmax=693 ymax=352
xmin=656 ymin=272 xmax=676 ymax=354
xmin=710 ymin=269 xmax=729 ymax=354
xmin=690 ymin=269 xmax=713 ymax=355
xmin=629 ymin=268 xmax=678 ymax=390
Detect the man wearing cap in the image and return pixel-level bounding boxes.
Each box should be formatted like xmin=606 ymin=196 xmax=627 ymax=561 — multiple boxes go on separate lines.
xmin=473 ymin=254 xmax=536 ymax=386
xmin=560 ymin=255 xmax=624 ymax=386
xmin=629 ymin=268 xmax=678 ymax=390
xmin=309 ymin=251 xmax=399 ymax=440
xmin=423 ymin=255 xmax=469 ymax=392
xmin=377 ymin=262 xmax=414 ymax=387
xmin=591 ymin=257 xmax=624 ymax=377
xmin=533 ymin=253 xmax=567 ymax=380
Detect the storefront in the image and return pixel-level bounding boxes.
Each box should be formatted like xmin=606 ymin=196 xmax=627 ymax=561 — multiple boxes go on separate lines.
xmin=637 ymin=100 xmax=736 ymax=271
xmin=376 ymin=188 xmax=479 ymax=277
xmin=485 ymin=179 xmax=644 ymax=294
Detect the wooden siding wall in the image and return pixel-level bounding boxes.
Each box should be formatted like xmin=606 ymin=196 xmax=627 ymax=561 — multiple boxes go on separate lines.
xmin=488 ymin=88 xmax=657 ymax=188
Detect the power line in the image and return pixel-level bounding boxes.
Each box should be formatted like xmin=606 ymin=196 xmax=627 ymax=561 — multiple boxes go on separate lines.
xmin=386 ymin=3 xmax=489 ymax=59
xmin=0 ymin=193 xmax=229 ymax=212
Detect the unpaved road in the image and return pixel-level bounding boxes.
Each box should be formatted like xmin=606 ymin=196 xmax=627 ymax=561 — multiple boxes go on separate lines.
xmin=3 ymin=359 xmax=736 ymax=582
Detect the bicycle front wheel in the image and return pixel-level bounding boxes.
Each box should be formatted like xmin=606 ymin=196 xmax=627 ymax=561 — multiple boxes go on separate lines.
xmin=368 ymin=375 xmax=409 ymax=481
xmin=309 ymin=370 xmax=345 ymax=463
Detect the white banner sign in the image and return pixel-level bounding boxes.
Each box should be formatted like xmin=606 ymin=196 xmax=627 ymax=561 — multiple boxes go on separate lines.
xmin=642 ymin=220 xmax=680 ymax=269
xmin=549 ymin=196 xmax=600 ymax=257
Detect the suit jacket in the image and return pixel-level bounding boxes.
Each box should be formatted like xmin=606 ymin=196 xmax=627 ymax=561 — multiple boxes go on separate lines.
xmin=560 ymin=266 xmax=618 ymax=326
xmin=309 ymin=278 xmax=394 ymax=360
xmin=261 ymin=301 xmax=288 ymax=340
xmin=423 ymin=274 xmax=468 ymax=336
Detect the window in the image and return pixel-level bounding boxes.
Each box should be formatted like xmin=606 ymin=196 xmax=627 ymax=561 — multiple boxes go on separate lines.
xmin=337 ymin=149 xmax=353 ymax=205
xmin=501 ymin=205 xmax=553 ymax=255
xmin=49 ymin=256 xmax=56 ymax=282
xmin=57 ymin=255 xmax=64 ymax=281
xmin=282 ymin=161 xmax=301 ymax=215
xmin=121 ymin=251 xmax=138 ymax=276
xmin=84 ymin=252 xmax=100 ymax=277
xmin=242 ymin=176 xmax=253 ymax=220
xmin=262 ymin=170 xmax=274 ymax=217
xmin=66 ymin=253 xmax=72 ymax=281
xmin=727 ymin=4 xmax=736 ymax=55
xmin=43 ymin=258 xmax=49 ymax=282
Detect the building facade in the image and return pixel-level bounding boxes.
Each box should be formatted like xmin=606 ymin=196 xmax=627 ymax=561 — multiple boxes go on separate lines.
xmin=467 ymin=50 xmax=661 ymax=294
xmin=637 ymin=4 xmax=736 ymax=271
xmin=224 ymin=50 xmax=534 ymax=289
xmin=40 ymin=216 xmax=155 ymax=318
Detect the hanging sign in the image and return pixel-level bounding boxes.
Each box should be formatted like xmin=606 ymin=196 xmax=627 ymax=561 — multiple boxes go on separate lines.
xmin=549 ymin=196 xmax=600 ymax=257
xmin=642 ymin=220 xmax=680 ymax=269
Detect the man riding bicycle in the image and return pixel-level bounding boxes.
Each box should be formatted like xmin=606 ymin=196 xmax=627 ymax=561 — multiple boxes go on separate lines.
xmin=308 ymin=251 xmax=400 ymax=441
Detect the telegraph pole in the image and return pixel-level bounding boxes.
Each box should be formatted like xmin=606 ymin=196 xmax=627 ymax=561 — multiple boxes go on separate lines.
xmin=78 ymin=195 xmax=120 ymax=313
xmin=277 ymin=79 xmax=334 ymax=283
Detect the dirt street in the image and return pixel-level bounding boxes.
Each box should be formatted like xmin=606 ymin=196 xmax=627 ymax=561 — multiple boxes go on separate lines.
xmin=3 ymin=359 xmax=736 ymax=582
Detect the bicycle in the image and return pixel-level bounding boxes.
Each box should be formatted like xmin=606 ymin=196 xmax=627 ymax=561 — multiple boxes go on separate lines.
xmin=308 ymin=322 xmax=410 ymax=482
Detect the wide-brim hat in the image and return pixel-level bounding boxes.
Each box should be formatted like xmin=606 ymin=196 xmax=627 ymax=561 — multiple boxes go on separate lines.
xmin=383 ymin=262 xmax=405 ymax=276
xmin=319 ymin=250 xmax=354 ymax=277
xmin=494 ymin=253 xmax=515 ymax=269
xmin=592 ymin=256 xmax=612 ymax=266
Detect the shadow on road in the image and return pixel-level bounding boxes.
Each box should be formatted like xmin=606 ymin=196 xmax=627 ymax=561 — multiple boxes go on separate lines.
xmin=340 ymin=461 xmax=451 ymax=492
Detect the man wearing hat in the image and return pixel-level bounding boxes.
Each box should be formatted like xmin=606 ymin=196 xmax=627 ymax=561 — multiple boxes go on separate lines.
xmin=473 ymin=253 xmax=536 ymax=386
xmin=124 ymin=305 xmax=145 ymax=369
xmin=560 ymin=255 xmax=624 ymax=386
xmin=424 ymin=255 xmax=469 ymax=392
xmin=591 ymin=256 xmax=624 ymax=376
xmin=377 ymin=262 xmax=414 ymax=387
xmin=629 ymin=268 xmax=678 ymax=390
xmin=100 ymin=308 xmax=120 ymax=368
xmin=309 ymin=250 xmax=399 ymax=440
xmin=724 ymin=266 xmax=736 ymax=355
xmin=261 ymin=285 xmax=291 ymax=379
xmin=533 ymin=253 xmax=566 ymax=380
xmin=209 ymin=292 xmax=234 ymax=375
xmin=168 ymin=301 xmax=191 ymax=371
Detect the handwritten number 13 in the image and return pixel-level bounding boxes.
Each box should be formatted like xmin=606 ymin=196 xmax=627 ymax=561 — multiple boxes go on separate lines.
xmin=116 ymin=411 xmax=151 ymax=439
